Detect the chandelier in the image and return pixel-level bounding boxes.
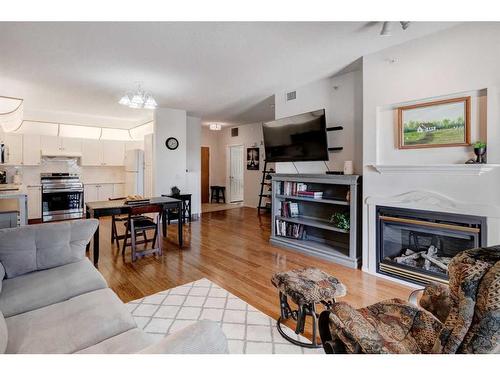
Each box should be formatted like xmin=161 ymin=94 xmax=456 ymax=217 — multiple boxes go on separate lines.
xmin=209 ymin=123 xmax=221 ymax=131
xmin=119 ymin=84 xmax=157 ymax=109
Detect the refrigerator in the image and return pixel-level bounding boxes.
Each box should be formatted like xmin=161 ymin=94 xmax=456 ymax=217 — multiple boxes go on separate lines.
xmin=124 ymin=149 xmax=144 ymax=196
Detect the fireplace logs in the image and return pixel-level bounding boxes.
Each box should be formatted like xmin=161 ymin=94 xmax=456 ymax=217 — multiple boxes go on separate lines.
xmin=385 ymin=245 xmax=452 ymax=274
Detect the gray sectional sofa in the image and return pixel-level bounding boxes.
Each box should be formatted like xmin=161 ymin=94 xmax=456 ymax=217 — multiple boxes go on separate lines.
xmin=0 ymin=219 xmax=228 ymax=354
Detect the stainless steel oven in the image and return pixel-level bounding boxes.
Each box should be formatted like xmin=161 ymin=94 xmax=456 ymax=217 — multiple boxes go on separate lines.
xmin=41 ymin=173 xmax=84 ymax=222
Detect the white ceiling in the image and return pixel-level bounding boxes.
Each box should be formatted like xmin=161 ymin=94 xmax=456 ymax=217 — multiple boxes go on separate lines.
xmin=0 ymin=22 xmax=458 ymax=129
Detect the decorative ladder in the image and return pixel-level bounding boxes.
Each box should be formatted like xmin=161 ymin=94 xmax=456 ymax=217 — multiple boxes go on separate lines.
xmin=257 ymin=160 xmax=274 ymax=214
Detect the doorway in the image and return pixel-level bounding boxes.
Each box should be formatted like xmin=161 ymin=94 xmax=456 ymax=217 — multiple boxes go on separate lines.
xmin=201 ymin=147 xmax=210 ymax=203
xmin=229 ymin=144 xmax=244 ymax=202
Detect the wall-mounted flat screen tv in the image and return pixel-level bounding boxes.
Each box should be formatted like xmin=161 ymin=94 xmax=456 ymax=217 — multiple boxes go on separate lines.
xmin=262 ymin=109 xmax=328 ymax=162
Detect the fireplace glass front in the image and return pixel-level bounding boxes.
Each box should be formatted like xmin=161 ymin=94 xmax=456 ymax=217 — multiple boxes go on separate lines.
xmin=377 ymin=206 xmax=486 ymax=285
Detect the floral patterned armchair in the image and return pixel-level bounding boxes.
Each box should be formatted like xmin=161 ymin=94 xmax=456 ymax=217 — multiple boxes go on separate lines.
xmin=318 ymin=246 xmax=500 ymax=354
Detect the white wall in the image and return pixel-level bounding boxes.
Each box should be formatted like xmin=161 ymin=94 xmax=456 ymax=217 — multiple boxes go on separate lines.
xmin=153 ymin=108 xmax=187 ymax=195
xmin=274 ymin=70 xmax=363 ymax=174
xmin=186 ymin=116 xmax=201 ymax=216
xmin=200 ymin=123 xmax=271 ymax=207
xmin=362 ymin=22 xmax=500 ymax=272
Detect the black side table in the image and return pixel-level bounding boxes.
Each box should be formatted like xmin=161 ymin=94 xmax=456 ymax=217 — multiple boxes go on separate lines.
xmin=163 ymin=193 xmax=192 ymax=223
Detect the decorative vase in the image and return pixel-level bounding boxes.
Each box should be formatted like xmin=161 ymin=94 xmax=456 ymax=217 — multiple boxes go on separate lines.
xmin=473 ymin=147 xmax=486 ymax=164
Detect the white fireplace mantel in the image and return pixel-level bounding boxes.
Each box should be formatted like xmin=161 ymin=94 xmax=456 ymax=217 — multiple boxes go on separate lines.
xmin=371 ymin=164 xmax=500 ymax=176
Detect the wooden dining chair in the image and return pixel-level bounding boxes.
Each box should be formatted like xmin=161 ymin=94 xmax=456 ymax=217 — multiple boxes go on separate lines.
xmin=109 ymin=197 xmax=127 ymax=246
xmin=121 ymin=204 xmax=163 ymax=262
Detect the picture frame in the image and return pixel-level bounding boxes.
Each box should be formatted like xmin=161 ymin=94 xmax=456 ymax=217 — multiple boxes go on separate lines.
xmin=246 ymin=147 xmax=259 ymax=170
xmin=397 ymin=96 xmax=471 ymax=149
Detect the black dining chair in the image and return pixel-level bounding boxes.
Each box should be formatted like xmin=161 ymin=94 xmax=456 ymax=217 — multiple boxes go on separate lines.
xmin=121 ymin=204 xmax=163 ymax=262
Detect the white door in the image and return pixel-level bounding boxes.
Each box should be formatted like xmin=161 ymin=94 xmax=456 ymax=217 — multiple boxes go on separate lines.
xmin=102 ymin=140 xmax=125 ymax=166
xmin=22 ymin=135 xmax=41 ymax=166
xmin=229 ymin=145 xmax=244 ymax=202
xmin=27 ymin=186 xmax=42 ymax=219
xmin=81 ymin=139 xmax=102 ymax=166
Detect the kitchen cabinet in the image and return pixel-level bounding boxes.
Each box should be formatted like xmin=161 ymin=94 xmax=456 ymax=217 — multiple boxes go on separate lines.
xmin=81 ymin=140 xmax=102 ymax=166
xmin=84 ymin=183 xmax=116 ymax=203
xmin=2 ymin=133 xmax=23 ymax=165
xmin=22 ymin=134 xmax=41 ymax=165
xmin=82 ymin=140 xmax=125 ymax=166
xmin=27 ymin=186 xmax=42 ymax=219
xmin=40 ymin=136 xmax=59 ymax=154
xmin=101 ymin=140 xmax=125 ymax=166
xmin=113 ymin=183 xmax=125 ymax=199
xmin=61 ymin=137 xmax=82 ymax=153
xmin=41 ymin=136 xmax=82 ymax=154
xmin=84 ymin=184 xmax=98 ymax=203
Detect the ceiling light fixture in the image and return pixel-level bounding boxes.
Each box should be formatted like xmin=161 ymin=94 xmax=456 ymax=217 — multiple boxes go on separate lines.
xmin=119 ymin=83 xmax=157 ymax=109
xmin=379 ymin=21 xmax=411 ymax=36
xmin=209 ymin=123 xmax=222 ymax=131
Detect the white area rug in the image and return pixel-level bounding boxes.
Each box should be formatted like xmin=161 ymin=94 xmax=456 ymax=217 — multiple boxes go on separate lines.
xmin=126 ymin=278 xmax=323 ymax=354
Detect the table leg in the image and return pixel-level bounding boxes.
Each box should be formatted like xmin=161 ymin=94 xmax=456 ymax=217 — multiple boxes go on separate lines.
xmin=162 ymin=210 xmax=167 ymax=237
xmin=178 ymin=201 xmax=183 ymax=247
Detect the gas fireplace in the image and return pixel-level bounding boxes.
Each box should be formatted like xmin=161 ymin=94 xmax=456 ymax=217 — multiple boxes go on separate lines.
xmin=376 ymin=206 xmax=486 ymax=285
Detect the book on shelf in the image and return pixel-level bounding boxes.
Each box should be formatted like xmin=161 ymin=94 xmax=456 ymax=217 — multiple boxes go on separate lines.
xmin=280 ymin=201 xmax=299 ymax=218
xmin=278 ymin=181 xmax=309 ymax=196
xmin=297 ymin=190 xmax=323 ymax=199
xmin=275 ymin=218 xmax=306 ymax=239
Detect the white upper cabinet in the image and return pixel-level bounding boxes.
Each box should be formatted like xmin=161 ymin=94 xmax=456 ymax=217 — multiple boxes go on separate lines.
xmin=101 ymin=140 xmax=125 ymax=166
xmin=60 ymin=137 xmax=82 ymax=153
xmin=22 ymin=134 xmax=41 ymax=165
xmin=82 ymin=139 xmax=125 ymax=166
xmin=3 ymin=133 xmax=23 ymax=165
xmin=81 ymin=139 xmax=103 ymax=166
xmin=40 ymin=136 xmax=60 ymax=154
xmin=41 ymin=136 xmax=82 ymax=154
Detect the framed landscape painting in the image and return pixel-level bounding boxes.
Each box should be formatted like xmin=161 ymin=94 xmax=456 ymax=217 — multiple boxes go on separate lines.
xmin=398 ymin=96 xmax=471 ymax=149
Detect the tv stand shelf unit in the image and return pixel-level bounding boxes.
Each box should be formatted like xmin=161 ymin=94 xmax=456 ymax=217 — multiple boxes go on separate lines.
xmin=270 ymin=174 xmax=361 ymax=268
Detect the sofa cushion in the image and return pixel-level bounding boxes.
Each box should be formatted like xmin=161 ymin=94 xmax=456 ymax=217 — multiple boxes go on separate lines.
xmin=0 ymin=262 xmax=5 ymax=293
xmin=0 ymin=258 xmax=107 ymax=318
xmin=5 ymin=288 xmax=136 ymax=354
xmin=76 ymin=328 xmax=154 ymax=354
xmin=0 ymin=219 xmax=98 ymax=278
xmin=0 ymin=310 xmax=7 ymax=354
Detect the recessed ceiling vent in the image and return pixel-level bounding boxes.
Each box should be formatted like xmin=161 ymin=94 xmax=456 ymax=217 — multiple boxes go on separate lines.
xmin=286 ymin=91 xmax=297 ymax=101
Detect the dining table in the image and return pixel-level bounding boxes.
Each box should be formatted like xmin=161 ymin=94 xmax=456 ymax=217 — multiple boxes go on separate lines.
xmin=85 ymin=196 xmax=183 ymax=266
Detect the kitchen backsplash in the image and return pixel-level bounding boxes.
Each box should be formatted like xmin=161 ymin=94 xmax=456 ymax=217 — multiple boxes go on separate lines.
xmin=0 ymin=158 xmax=125 ymax=185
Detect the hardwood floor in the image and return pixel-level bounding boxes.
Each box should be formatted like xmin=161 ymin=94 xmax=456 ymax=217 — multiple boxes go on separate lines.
xmin=90 ymin=207 xmax=412 ymax=339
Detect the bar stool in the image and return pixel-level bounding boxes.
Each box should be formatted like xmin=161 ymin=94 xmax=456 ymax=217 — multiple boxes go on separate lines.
xmin=210 ymin=186 xmax=226 ymax=203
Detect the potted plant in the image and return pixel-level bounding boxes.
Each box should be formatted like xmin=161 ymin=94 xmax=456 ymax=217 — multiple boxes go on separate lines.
xmin=330 ymin=212 xmax=350 ymax=231
xmin=473 ymin=141 xmax=487 ymax=164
